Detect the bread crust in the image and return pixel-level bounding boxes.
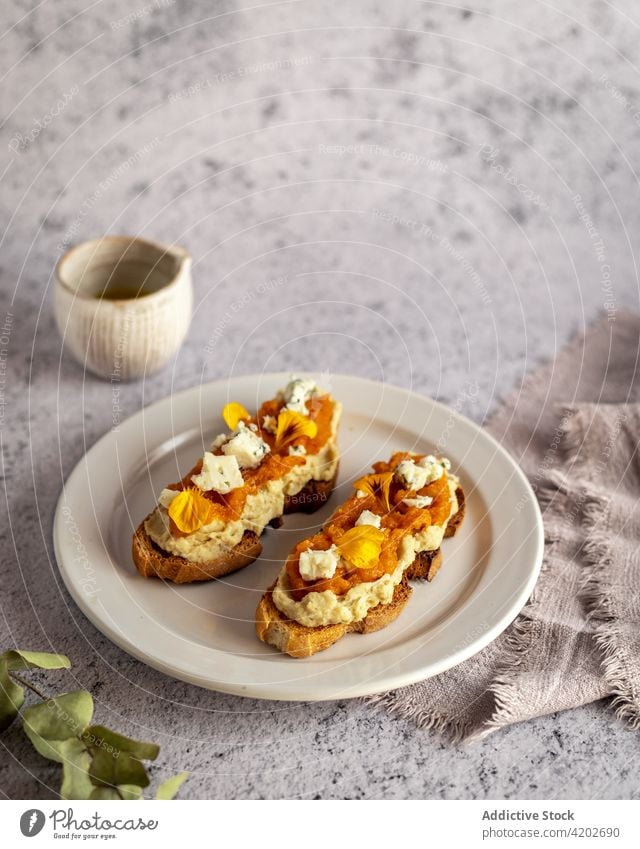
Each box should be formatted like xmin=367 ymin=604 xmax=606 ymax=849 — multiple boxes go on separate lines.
xmin=255 ymin=577 xmax=413 ymax=658
xmin=132 ymin=522 xmax=262 ymax=583
xmin=255 ymin=484 xmax=466 ymax=657
xmin=444 ymin=485 xmax=466 ymax=538
xmin=132 ymin=468 xmax=339 ymax=583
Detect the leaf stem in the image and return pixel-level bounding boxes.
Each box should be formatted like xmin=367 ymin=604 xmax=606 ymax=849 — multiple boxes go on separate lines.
xmin=10 ymin=672 xmax=48 ymax=701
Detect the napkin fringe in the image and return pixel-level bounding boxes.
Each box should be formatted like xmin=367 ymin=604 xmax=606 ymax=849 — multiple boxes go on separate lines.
xmin=367 ymin=691 xmax=473 ymax=742
xmin=469 ymin=609 xmax=539 ymax=740
xmin=580 ymin=498 xmax=640 ymax=729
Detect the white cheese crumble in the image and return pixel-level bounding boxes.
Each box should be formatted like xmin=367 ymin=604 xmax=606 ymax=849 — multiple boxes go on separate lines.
xmin=158 ymin=488 xmax=178 ymax=508
xmin=191 ymin=452 xmax=244 ymax=493
xmin=356 ymin=489 xmax=367 ymax=498
xmin=284 ymin=377 xmax=317 ymax=414
xmin=418 ymin=454 xmax=449 ymax=479
xmin=403 ymin=494 xmax=434 ymax=508
xmin=222 ymin=421 xmax=270 ymax=469
xmin=210 ymin=433 xmax=228 ymax=450
xmin=298 ymin=545 xmax=340 ymax=580
xmin=288 ymin=444 xmax=307 ymax=456
xmin=395 ymin=459 xmax=430 ymax=490
xmin=355 ymin=509 xmax=381 ymax=528
xmin=261 ymin=415 xmax=276 ymax=433
xmin=396 ymin=455 xmax=449 ymax=490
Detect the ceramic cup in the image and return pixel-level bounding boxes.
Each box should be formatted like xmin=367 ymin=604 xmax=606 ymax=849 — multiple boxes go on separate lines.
xmin=55 ymin=236 xmax=192 ymax=380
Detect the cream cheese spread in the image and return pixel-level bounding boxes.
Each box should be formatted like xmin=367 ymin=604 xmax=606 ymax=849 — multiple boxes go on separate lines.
xmin=272 ymin=476 xmax=459 ymax=627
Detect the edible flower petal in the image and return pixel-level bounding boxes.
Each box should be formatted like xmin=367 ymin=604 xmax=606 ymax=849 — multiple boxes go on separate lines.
xmin=168 ymin=487 xmax=218 ymax=534
xmin=274 ymin=409 xmax=317 ymax=451
xmin=337 ymin=525 xmax=385 ymax=570
xmin=353 ymin=472 xmax=394 ymax=513
xmin=222 ymin=402 xmax=250 ymax=431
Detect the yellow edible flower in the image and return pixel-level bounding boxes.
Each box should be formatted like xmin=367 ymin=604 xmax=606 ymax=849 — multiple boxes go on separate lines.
xmin=274 ymin=409 xmax=317 ymax=451
xmin=222 ymin=402 xmax=250 ymax=431
xmin=168 ymin=487 xmax=218 ymax=534
xmin=337 ymin=525 xmax=385 ymax=570
xmin=353 ymin=472 xmax=394 ymax=513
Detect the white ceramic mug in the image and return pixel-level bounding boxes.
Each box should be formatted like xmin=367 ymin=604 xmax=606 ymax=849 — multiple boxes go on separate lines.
xmin=55 ymin=236 xmax=193 ymax=380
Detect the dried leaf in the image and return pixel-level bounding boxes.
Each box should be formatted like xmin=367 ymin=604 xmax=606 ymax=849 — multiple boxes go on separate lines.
xmin=2 ymin=650 xmax=71 ymax=672
xmin=155 ymin=771 xmax=189 ymax=800
xmin=23 ymin=691 xmax=93 ymax=746
xmin=0 ymin=657 xmax=25 ymax=731
xmin=59 ymin=738 xmax=94 ymax=800
xmin=90 ymin=748 xmax=150 ymax=789
xmin=83 ymin=725 xmax=159 ymax=761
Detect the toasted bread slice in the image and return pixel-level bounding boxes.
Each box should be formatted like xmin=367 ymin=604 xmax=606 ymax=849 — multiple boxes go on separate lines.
xmin=256 ymin=576 xmax=414 ymax=658
xmin=256 ymin=485 xmax=465 ymax=657
xmin=132 ymin=525 xmax=262 ymax=584
xmin=132 ymin=469 xmax=339 ymax=583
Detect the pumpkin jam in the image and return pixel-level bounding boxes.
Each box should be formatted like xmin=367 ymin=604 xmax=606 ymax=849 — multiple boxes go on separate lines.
xmin=285 ymin=452 xmax=454 ymax=600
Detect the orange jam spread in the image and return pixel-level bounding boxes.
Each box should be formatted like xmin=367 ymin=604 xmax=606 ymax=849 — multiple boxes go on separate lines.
xmin=166 ymin=395 xmax=335 ymax=536
xmin=286 ymin=452 xmax=453 ymax=600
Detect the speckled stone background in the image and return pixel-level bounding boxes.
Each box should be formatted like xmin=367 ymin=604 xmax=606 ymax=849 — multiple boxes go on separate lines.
xmin=2 ymin=0 xmax=640 ymax=799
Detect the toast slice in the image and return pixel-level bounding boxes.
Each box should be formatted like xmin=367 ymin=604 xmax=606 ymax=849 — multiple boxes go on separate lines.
xmin=256 ymin=576 xmax=414 ymax=658
xmin=132 ymin=468 xmax=339 ymax=583
xmin=132 ymin=526 xmax=262 ymax=584
xmin=256 ymin=485 xmax=465 ymax=658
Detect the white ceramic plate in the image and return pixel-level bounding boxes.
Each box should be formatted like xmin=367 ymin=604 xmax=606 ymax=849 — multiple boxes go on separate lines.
xmin=53 ymin=373 xmax=543 ymax=701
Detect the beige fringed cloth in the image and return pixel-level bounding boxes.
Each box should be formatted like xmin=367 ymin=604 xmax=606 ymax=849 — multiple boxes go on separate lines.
xmin=372 ymin=312 xmax=640 ymax=739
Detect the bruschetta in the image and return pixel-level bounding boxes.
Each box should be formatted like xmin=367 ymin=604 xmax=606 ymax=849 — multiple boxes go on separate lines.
xmin=132 ymin=378 xmax=341 ymax=583
xmin=256 ymin=451 xmax=465 ymax=657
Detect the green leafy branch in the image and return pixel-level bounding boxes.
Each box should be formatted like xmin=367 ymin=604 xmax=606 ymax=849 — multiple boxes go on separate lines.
xmin=0 ymin=649 xmax=187 ymax=800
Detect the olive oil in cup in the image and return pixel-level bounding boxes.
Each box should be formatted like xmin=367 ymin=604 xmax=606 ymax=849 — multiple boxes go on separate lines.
xmin=55 ymin=236 xmax=192 ymax=380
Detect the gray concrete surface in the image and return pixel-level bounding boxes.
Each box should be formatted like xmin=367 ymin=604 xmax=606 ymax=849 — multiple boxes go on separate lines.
xmin=1 ymin=0 xmax=639 ymax=798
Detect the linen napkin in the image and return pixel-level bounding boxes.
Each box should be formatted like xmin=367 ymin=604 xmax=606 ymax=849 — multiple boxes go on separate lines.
xmin=371 ymin=311 xmax=640 ymax=739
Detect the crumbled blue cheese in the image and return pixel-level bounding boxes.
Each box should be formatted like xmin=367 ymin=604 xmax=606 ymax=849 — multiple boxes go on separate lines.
xmin=248 ymin=422 xmax=258 ymax=432
xmin=284 ymin=377 xmax=317 ymax=414
xmin=158 ymin=488 xmax=179 ymax=508
xmin=395 ymin=459 xmax=430 ymax=490
xmin=355 ymin=509 xmax=381 ymax=528
xmin=396 ymin=455 xmax=449 ymax=489
xmin=262 ymin=414 xmax=276 ymax=433
xmin=222 ymin=422 xmax=270 ymax=469
xmin=356 ymin=489 xmax=367 ymax=498
xmin=210 ymin=433 xmax=228 ymax=451
xmin=403 ymin=494 xmax=434 ymax=508
xmin=288 ymin=444 xmax=307 ymax=456
xmin=418 ymin=454 xmax=449 ymax=479
xmin=191 ymin=452 xmax=244 ymax=493
xmin=298 ymin=545 xmax=340 ymax=580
